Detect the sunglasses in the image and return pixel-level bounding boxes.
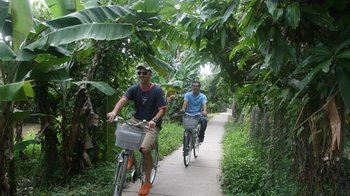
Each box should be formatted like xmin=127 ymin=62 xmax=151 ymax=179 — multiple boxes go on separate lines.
xmin=137 ymin=71 xmax=148 ymax=76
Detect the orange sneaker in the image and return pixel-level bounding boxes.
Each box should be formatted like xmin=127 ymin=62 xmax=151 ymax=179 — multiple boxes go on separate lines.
xmin=138 ymin=182 xmax=152 ymax=196
xmin=127 ymin=156 xmax=134 ymax=170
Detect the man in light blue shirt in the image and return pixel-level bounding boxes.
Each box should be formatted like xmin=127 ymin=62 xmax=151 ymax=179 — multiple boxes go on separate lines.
xmin=180 ymin=81 xmax=208 ymax=142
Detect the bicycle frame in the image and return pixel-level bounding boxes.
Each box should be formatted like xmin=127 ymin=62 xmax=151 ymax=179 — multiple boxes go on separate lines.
xmin=182 ymin=113 xmax=201 ymax=167
xmin=112 ymin=116 xmax=158 ymax=196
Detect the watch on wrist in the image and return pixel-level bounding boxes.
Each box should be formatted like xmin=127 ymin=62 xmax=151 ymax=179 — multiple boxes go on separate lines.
xmin=152 ymin=118 xmax=157 ymax=123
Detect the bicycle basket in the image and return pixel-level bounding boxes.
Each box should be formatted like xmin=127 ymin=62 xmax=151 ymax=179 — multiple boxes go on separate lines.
xmin=115 ymin=123 xmax=146 ymax=150
xmin=182 ymin=116 xmax=199 ymax=129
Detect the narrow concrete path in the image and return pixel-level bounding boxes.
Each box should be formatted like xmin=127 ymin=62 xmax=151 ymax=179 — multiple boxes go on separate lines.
xmin=122 ymin=112 xmax=230 ymax=196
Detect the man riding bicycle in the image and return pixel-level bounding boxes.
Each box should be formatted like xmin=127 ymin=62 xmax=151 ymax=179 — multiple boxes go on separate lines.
xmin=180 ymin=80 xmax=208 ymax=142
xmin=107 ymin=64 xmax=166 ymax=196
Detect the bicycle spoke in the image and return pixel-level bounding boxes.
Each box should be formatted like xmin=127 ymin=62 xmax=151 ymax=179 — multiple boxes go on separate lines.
xmin=150 ymin=144 xmax=159 ymax=183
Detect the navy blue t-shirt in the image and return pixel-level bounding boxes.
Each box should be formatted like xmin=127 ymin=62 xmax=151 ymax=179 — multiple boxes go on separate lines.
xmin=124 ymin=83 xmax=166 ymax=124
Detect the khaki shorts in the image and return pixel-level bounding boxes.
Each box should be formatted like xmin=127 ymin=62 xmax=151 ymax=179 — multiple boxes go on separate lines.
xmin=127 ymin=117 xmax=159 ymax=151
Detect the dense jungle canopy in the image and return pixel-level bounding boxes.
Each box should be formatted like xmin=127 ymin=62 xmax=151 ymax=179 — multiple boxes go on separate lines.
xmin=0 ymin=0 xmax=349 ymax=195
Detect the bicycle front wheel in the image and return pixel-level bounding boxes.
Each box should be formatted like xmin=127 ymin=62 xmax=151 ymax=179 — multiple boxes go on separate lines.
xmin=150 ymin=143 xmax=159 ymax=183
xmin=113 ymin=153 xmax=128 ymax=196
xmin=183 ymin=130 xmax=192 ymax=167
xmin=193 ymin=127 xmax=200 ymax=158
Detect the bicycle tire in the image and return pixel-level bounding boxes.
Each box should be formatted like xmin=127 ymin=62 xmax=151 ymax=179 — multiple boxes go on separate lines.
xmin=183 ymin=130 xmax=192 ymax=167
xmin=150 ymin=143 xmax=159 ymax=183
xmin=113 ymin=153 xmax=128 ymax=196
xmin=193 ymin=127 xmax=200 ymax=158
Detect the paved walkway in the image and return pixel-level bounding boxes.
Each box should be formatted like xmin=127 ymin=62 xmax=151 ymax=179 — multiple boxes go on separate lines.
xmin=122 ymin=112 xmax=230 ymax=196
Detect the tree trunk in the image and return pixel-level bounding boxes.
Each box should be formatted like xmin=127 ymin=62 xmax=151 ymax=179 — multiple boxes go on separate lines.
xmin=249 ymin=105 xmax=260 ymax=144
xmin=66 ymin=88 xmax=89 ymax=175
xmin=61 ymin=100 xmax=69 ymax=176
xmin=8 ymin=126 xmax=15 ymax=196
xmin=64 ymin=42 xmax=100 ymax=175
xmin=0 ymin=102 xmax=12 ymax=195
xmin=34 ymin=82 xmax=59 ymax=185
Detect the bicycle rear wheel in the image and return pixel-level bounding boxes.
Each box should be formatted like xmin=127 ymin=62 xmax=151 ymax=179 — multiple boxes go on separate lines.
xmin=113 ymin=153 xmax=128 ymax=196
xmin=193 ymin=127 xmax=200 ymax=158
xmin=183 ymin=130 xmax=192 ymax=167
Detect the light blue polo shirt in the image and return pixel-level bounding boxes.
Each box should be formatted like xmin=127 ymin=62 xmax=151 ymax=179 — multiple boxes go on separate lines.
xmin=184 ymin=92 xmax=207 ymax=114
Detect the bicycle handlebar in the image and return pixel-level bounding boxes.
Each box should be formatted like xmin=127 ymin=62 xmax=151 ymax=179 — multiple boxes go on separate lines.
xmin=173 ymin=112 xmax=202 ymax=117
xmin=185 ymin=112 xmax=202 ymax=117
xmin=113 ymin=116 xmax=149 ymax=129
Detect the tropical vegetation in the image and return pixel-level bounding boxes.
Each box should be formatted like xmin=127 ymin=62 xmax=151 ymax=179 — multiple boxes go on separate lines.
xmin=0 ymin=0 xmax=349 ymax=195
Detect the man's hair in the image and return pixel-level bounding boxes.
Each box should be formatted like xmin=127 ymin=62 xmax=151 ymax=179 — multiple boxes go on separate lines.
xmin=192 ymin=80 xmax=201 ymax=88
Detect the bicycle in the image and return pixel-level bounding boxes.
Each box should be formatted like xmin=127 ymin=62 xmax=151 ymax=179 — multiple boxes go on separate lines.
xmin=112 ymin=116 xmax=159 ymax=196
xmin=181 ymin=113 xmax=202 ymax=167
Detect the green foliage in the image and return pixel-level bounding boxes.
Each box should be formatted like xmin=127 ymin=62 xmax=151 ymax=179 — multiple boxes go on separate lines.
xmin=221 ymin=119 xmax=265 ymax=195
xmin=13 ymin=139 xmax=39 ymax=152
xmin=222 ymin=117 xmax=300 ymax=195
xmin=0 ymin=81 xmax=34 ymax=101
xmin=73 ymin=81 xmax=115 ymax=96
xmin=4 ymin=0 xmax=350 ymax=195
xmin=157 ymin=121 xmax=183 ymax=159
xmin=203 ymin=73 xmax=232 ymax=113
xmin=30 ymin=162 xmax=116 ymax=195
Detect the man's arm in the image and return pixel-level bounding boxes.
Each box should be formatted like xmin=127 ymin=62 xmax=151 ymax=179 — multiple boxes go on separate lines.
xmin=202 ymin=94 xmax=208 ymax=116
xmin=107 ymin=96 xmax=128 ymax=122
xmin=153 ymin=107 xmax=166 ymax=121
xmin=148 ymin=108 xmax=165 ymax=127
xmin=202 ymin=103 xmax=208 ymax=116
xmin=180 ymin=100 xmax=188 ymax=113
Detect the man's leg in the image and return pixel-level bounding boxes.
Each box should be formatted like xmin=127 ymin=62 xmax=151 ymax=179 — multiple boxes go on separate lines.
xmin=141 ymin=148 xmax=153 ymax=183
xmin=138 ymin=148 xmax=152 ymax=195
xmin=199 ymin=116 xmax=208 ymax=142
xmin=138 ymin=127 xmax=158 ymax=195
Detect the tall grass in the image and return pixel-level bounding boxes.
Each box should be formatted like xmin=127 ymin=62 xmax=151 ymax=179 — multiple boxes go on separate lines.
xmin=220 ymin=118 xmax=265 ymax=195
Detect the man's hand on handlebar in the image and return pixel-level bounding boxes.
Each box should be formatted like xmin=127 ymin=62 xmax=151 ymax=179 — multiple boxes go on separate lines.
xmin=107 ymin=111 xmax=117 ymax=123
xmin=148 ymin=120 xmax=156 ymax=129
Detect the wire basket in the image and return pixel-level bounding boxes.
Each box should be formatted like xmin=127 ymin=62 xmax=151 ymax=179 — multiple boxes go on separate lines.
xmin=182 ymin=116 xmax=199 ymax=129
xmin=115 ymin=123 xmax=146 ymax=150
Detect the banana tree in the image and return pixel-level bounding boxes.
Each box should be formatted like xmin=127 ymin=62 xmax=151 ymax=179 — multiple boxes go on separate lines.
xmin=0 ymin=0 xmax=174 ymax=193
xmin=0 ymin=0 xmax=34 ymax=194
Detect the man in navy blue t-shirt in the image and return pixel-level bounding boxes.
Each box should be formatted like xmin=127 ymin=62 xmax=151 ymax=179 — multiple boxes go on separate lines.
xmin=107 ymin=64 xmax=166 ymax=195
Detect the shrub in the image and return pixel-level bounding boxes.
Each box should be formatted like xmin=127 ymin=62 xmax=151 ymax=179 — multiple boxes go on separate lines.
xmin=221 ymin=120 xmax=265 ymax=195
